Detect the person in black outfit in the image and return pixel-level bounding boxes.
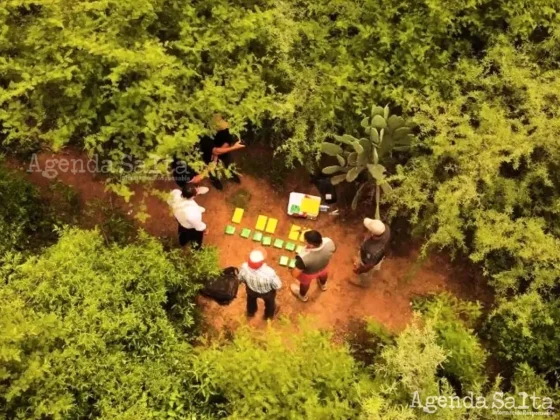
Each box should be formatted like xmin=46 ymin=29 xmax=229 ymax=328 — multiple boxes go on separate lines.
xmin=170 ymin=157 xmax=202 ymax=188
xmin=210 ymin=114 xmax=246 ymax=186
xmin=350 ymin=218 xmax=391 ymax=287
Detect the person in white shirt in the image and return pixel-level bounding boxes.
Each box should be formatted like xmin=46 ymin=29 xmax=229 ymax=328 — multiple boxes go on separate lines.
xmin=167 ymin=184 xmax=207 ymax=248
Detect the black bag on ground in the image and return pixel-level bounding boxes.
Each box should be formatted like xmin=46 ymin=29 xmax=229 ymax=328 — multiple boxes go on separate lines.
xmin=200 ymin=267 xmax=239 ymax=305
xmin=311 ymin=175 xmax=337 ymax=204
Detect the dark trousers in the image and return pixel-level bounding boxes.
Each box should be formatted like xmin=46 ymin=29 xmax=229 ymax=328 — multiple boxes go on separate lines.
xmin=246 ymin=288 xmax=277 ymax=319
xmin=178 ymin=223 xmax=203 ymax=248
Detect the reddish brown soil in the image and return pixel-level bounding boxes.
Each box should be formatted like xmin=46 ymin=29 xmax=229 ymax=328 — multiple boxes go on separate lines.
xmin=10 ymin=150 xmax=491 ymax=335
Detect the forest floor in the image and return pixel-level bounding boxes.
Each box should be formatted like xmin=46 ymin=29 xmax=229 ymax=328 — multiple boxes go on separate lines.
xmin=9 ymin=149 xmax=492 ymax=338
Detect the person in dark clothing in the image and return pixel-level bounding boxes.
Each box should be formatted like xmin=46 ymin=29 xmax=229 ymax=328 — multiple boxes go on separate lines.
xmin=170 ymin=157 xmax=210 ymax=195
xmin=170 ymin=157 xmax=202 ymax=188
xmin=349 ymin=218 xmax=391 ymax=287
xmin=210 ymin=114 xmax=246 ymax=185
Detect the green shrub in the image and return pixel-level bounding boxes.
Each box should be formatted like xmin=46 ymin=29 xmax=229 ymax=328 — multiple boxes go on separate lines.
xmin=414 ymin=294 xmax=488 ymax=390
xmin=192 ymin=323 xmax=369 ymax=419
xmin=0 ymin=228 xmax=219 ymax=419
xmin=388 ymin=41 xmax=560 ymax=379
xmin=484 ymin=292 xmax=560 ymax=379
xmin=0 ymin=162 xmax=57 ymax=255
xmin=2 ymin=0 xmax=557 ymax=184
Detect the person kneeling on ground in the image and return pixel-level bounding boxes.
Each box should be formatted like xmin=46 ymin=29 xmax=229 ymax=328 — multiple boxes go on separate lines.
xmin=349 ymin=218 xmax=391 ymax=287
xmin=238 ymin=249 xmax=282 ymax=320
xmin=167 ymin=184 xmax=207 ymax=249
xmin=290 ymin=230 xmax=336 ymax=302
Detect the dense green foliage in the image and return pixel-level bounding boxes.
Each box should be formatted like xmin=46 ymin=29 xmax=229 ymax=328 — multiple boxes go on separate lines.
xmin=2 ymin=0 xmax=558 ymax=173
xmin=0 ymin=228 xmax=218 ymax=419
xmin=2 ymin=0 xmax=560 ymax=417
xmin=0 ymin=162 xmax=65 ymax=255
xmin=414 ymin=294 xmax=487 ymax=390
xmin=193 ymin=325 xmax=367 ymax=419
xmin=1 ymin=225 xmax=558 ymax=418
xmin=388 ymin=40 xmax=560 ymax=378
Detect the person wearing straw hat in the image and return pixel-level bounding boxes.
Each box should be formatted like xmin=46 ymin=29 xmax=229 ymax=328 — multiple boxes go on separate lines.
xmin=238 ymin=248 xmax=282 ymax=320
xmin=209 ymin=114 xmax=246 ymax=187
xmin=349 ymin=218 xmax=391 ymax=287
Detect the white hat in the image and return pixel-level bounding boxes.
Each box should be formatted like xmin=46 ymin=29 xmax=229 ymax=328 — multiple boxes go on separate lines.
xmin=364 ymin=218 xmax=385 ymax=235
xmin=249 ymin=249 xmax=265 ymax=263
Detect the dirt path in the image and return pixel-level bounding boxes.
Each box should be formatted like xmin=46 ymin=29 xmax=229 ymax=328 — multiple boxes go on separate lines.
xmin=11 ymin=150 xmax=490 ymax=334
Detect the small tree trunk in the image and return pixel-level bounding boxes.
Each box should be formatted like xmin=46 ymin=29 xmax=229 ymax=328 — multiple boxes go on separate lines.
xmin=373 ymin=143 xmax=380 ymax=219
xmin=375 ymin=184 xmax=380 ymax=220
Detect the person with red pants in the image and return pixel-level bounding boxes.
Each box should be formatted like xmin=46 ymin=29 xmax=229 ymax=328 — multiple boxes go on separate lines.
xmin=290 ymin=230 xmax=336 ymax=302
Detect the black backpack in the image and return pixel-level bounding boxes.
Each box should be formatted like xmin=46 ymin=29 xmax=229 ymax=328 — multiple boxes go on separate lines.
xmin=311 ymin=175 xmax=337 ymax=205
xmin=200 ymin=267 xmax=239 ymax=305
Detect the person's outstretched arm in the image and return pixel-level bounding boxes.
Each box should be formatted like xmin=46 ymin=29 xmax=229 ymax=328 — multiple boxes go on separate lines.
xmin=212 ymin=142 xmax=246 ymax=156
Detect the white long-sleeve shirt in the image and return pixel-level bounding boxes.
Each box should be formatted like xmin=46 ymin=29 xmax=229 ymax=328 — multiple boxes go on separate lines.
xmin=167 ymin=189 xmax=207 ymax=231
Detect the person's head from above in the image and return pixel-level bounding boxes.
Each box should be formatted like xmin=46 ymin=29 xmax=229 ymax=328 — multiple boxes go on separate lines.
xmin=211 ymin=113 xmax=229 ymax=132
xmin=304 ymin=230 xmax=323 ymax=248
xmin=248 ymin=248 xmax=267 ymax=269
xmin=363 ymin=218 xmax=385 ymax=238
xmin=181 ymin=184 xmax=197 ymax=200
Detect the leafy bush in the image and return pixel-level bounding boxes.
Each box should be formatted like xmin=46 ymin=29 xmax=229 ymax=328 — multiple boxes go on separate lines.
xmin=2 ymin=0 xmax=557 ymax=187
xmin=84 ymin=198 xmax=138 ymax=245
xmin=484 ymin=292 xmax=560 ymax=380
xmin=192 ymin=323 xmax=369 ymax=419
xmin=0 ymin=228 xmax=219 ymax=419
xmin=388 ymin=41 xmax=560 ymax=378
xmin=0 ymin=162 xmax=57 ymax=255
xmin=414 ymin=294 xmax=488 ymax=390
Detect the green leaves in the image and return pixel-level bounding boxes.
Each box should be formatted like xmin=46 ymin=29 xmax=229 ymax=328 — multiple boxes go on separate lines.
xmin=333 ymin=135 xmax=354 ymax=146
xmin=336 ymin=154 xmax=346 ymax=166
xmin=0 ymin=228 xmax=220 ymax=418
xmin=352 ymin=141 xmax=364 ymax=154
xmin=369 ymin=127 xmax=379 ymax=145
xmin=331 ymin=174 xmax=347 ymax=185
xmin=352 ymin=182 xmax=367 ymax=210
xmin=367 ymin=163 xmax=386 ymax=182
xmin=320 ymin=104 xmax=411 ymax=217
xmin=387 ymin=115 xmax=405 ymax=131
xmin=371 ymin=106 xmax=385 ymax=117
xmin=321 ymin=142 xmax=343 ymax=156
xmin=193 ymin=324 xmax=364 ymax=419
xmin=346 ymin=166 xmax=364 ymax=182
xmin=371 ymin=115 xmax=387 ymax=129
xmin=322 ymin=165 xmax=344 ymax=175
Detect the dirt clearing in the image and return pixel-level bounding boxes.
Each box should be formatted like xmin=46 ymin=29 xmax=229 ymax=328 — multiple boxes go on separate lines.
xmin=10 ymin=150 xmax=491 ymax=335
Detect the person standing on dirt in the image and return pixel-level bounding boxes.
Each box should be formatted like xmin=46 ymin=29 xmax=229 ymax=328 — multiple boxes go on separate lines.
xmin=238 ymin=249 xmax=282 ymax=320
xmin=350 ymin=218 xmax=391 ymax=287
xmin=167 ymin=184 xmax=207 ymax=248
xmin=290 ymin=230 xmax=336 ymax=302
xmin=209 ymin=114 xmax=246 ymax=188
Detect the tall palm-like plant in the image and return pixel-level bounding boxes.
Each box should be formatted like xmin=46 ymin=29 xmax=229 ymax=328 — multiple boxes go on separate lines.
xmin=321 ymin=105 xmax=413 ymax=219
